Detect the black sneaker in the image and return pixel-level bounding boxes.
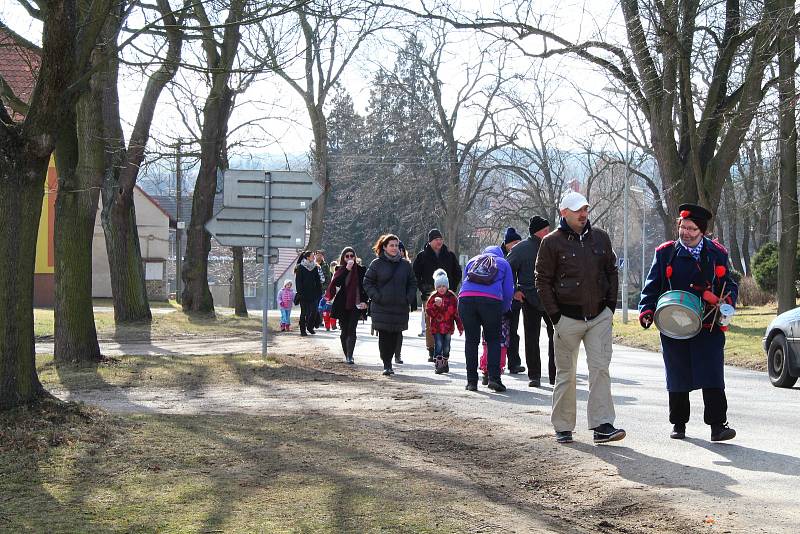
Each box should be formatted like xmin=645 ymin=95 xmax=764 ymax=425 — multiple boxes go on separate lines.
xmin=711 ymin=423 xmax=736 ymax=442
xmin=382 ymin=368 xmax=394 ymax=376
xmin=528 ymin=379 xmax=541 ymax=387
xmin=487 ymin=380 xmax=506 ymax=392
xmin=346 ymin=357 xmax=354 ymax=365
xmin=555 ymin=431 xmax=573 ymax=444
xmin=307 ymin=329 xmax=316 ymax=335
xmin=443 ymin=362 xmax=449 ymax=373
xmin=300 ymin=331 xmax=308 ymax=337
xmin=508 ymin=365 xmax=526 ymax=374
xmin=395 ymin=356 xmax=403 ymax=364
xmin=670 ymin=424 xmax=686 ymax=439
xmin=465 ymin=382 xmax=478 ymax=391
xmin=593 ymin=423 xmax=626 ymax=444
xmin=481 ymin=374 xmax=489 ymax=386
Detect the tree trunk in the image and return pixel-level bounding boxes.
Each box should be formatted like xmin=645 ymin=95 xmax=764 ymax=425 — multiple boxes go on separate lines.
xmin=181 ymin=86 xmax=234 ymax=315
xmin=101 ymin=0 xmax=181 ymax=323
xmin=100 ymin=20 xmax=150 ymax=324
xmin=776 ymin=0 xmax=798 ymax=314
xmin=0 ymin=0 xmax=86 ymax=408
xmin=722 ymin=176 xmax=744 ymax=273
xmin=0 ymin=153 xmax=50 ymax=408
xmin=53 ymin=95 xmax=102 ymax=364
xmin=232 ymin=246 xmax=248 ymax=316
xmin=307 ymin=110 xmax=329 ymax=251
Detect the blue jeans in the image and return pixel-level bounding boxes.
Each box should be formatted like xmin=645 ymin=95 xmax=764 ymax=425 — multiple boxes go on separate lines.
xmin=433 ymin=333 xmax=451 ymax=357
xmin=280 ymin=308 xmax=291 ymax=324
xmin=458 ymin=296 xmax=503 ymax=383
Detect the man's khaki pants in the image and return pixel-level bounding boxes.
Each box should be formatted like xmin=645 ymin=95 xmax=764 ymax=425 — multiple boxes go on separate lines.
xmin=551 ymin=307 xmax=615 ymax=431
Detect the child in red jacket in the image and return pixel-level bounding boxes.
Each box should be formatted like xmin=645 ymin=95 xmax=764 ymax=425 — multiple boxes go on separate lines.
xmin=425 ymin=269 xmax=463 ymax=374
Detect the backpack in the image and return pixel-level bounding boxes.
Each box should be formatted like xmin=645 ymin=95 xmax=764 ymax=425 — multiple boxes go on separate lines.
xmin=466 ymin=254 xmax=498 ymax=284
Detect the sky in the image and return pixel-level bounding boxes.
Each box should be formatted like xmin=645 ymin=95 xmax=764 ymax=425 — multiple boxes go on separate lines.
xmin=0 ymin=0 xmax=635 ymax=176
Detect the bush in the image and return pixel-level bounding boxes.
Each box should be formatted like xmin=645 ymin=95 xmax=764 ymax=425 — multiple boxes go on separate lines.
xmin=752 ymin=242 xmax=779 ymax=293
xmin=737 ymin=276 xmax=774 ymax=307
xmin=751 ymin=241 xmax=800 ymax=295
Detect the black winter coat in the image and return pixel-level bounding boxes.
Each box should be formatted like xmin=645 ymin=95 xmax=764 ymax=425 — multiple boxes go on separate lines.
xmin=506 ymin=235 xmax=544 ymax=309
xmin=295 ymin=264 xmax=323 ymax=304
xmin=363 ymin=255 xmax=417 ymax=332
xmin=412 ymin=243 xmax=462 ymax=298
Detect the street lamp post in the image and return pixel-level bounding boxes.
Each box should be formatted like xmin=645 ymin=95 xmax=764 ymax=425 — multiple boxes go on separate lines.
xmin=605 ymin=86 xmax=630 ymax=323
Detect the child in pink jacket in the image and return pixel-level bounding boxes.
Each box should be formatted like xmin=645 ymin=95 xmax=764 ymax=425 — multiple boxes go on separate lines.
xmin=277 ymin=280 xmax=295 ymax=331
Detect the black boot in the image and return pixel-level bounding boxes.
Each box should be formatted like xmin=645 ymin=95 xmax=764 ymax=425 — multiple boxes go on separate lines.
xmin=711 ymin=422 xmax=736 ymax=442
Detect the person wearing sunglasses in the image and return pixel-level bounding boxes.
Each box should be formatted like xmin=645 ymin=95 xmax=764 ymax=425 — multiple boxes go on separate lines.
xmin=326 ymin=247 xmax=368 ymax=364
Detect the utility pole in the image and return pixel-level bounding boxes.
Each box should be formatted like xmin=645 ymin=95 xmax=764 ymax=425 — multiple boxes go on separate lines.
xmin=175 ymin=141 xmax=183 ymax=304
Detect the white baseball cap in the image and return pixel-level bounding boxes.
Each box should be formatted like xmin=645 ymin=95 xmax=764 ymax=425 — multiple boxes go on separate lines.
xmin=559 ymin=191 xmax=590 ymax=211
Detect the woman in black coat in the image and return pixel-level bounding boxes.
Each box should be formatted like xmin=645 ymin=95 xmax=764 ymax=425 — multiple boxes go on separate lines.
xmin=294 ymin=250 xmax=323 ymax=336
xmin=325 ymin=247 xmax=368 ymax=364
xmin=363 ymin=234 xmax=417 ymax=375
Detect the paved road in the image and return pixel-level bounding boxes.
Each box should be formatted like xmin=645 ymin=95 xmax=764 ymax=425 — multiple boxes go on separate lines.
xmin=310 ymin=311 xmax=799 ymax=534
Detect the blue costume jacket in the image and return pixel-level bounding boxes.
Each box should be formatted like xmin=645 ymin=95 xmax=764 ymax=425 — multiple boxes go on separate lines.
xmin=638 ymin=237 xmax=738 ymax=392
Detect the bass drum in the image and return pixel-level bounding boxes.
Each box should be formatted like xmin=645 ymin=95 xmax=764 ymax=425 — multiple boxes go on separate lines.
xmin=654 ymin=290 xmax=703 ymax=340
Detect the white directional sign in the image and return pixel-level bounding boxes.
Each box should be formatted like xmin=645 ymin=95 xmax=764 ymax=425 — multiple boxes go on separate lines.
xmin=205 ymin=207 xmax=307 ymax=248
xmin=223 ymin=169 xmax=322 ymax=210
xmin=204 ymin=168 xmax=323 ymax=360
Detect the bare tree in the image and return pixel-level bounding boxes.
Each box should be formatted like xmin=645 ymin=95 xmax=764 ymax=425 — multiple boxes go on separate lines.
xmin=0 ymin=2 xmax=101 ymax=406
xmin=384 ymin=26 xmax=517 ymax=253
xmin=776 ymin=0 xmax=798 ymax=312
xmin=100 ymin=0 xmax=186 ymax=324
xmin=254 ymin=0 xmax=384 ymax=250
xmin=384 ymin=0 xmax=798 ymax=229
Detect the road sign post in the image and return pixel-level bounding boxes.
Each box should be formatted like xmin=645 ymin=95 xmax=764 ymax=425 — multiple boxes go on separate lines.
xmin=262 ymin=174 xmax=272 ymax=359
xmin=204 ymin=169 xmax=321 ymax=360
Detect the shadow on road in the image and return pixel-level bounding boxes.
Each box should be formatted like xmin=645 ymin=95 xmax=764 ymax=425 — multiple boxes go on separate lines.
xmin=685 ymin=439 xmax=800 ymax=476
xmin=570 ymin=442 xmax=740 ymax=498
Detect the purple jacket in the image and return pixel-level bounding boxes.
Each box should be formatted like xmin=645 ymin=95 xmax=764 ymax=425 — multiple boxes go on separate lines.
xmin=459 ymin=245 xmax=514 ymax=312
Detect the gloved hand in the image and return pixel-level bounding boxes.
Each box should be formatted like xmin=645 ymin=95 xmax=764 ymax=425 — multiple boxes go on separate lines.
xmin=639 ymin=310 xmax=654 ymax=329
xmin=702 ymin=290 xmax=719 ymax=305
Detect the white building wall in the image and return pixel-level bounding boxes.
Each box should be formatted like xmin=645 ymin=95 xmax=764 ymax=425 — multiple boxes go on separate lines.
xmin=92 ymin=187 xmax=171 ymax=299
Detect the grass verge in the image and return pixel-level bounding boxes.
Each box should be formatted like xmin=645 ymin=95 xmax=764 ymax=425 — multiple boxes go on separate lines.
xmin=0 ymin=400 xmax=467 ymax=533
xmin=613 ymin=304 xmax=775 ymax=370
xmin=34 ymin=309 xmax=277 ymax=340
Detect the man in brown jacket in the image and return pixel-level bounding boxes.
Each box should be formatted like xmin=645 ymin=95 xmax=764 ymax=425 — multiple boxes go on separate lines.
xmin=535 ymin=192 xmax=626 ymax=445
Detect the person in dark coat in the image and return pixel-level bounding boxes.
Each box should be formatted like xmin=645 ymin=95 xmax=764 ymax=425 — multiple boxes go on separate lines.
xmin=326 ymin=246 xmax=368 ymax=364
xmin=413 ymin=228 xmax=462 ymax=361
xmin=294 ymin=250 xmax=323 ymax=336
xmin=364 ymin=234 xmax=417 ymax=375
xmin=500 ymin=227 xmax=526 ymax=375
xmin=638 ymin=203 xmax=738 ymax=442
xmin=506 ymin=216 xmax=556 ymax=387
xmin=315 ymin=250 xmax=332 ymax=328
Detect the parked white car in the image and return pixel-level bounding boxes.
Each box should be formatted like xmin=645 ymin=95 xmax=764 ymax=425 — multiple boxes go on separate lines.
xmin=764 ymin=307 xmax=800 ymax=388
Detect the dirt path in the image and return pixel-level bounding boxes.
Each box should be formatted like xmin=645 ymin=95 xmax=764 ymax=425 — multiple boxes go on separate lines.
xmin=49 ymin=335 xmax=704 ymax=533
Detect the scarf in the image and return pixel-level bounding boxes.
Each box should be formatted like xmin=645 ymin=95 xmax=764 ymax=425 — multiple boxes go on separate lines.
xmin=679 ymin=238 xmax=704 ymax=261
xmin=301 ymin=258 xmax=317 ymax=271
xmin=331 ymin=265 xmax=360 ymax=310
xmin=383 ymin=251 xmax=401 ymax=263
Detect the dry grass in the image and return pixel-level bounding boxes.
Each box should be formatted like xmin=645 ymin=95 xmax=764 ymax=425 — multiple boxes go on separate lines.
xmin=0 ymin=399 xmax=466 ymax=533
xmin=613 ymin=304 xmax=776 ymax=370
xmin=34 ymin=307 xmax=277 ymax=340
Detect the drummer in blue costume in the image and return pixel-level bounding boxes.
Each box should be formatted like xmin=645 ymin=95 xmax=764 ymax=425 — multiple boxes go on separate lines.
xmin=638 ymin=203 xmax=738 ymax=441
